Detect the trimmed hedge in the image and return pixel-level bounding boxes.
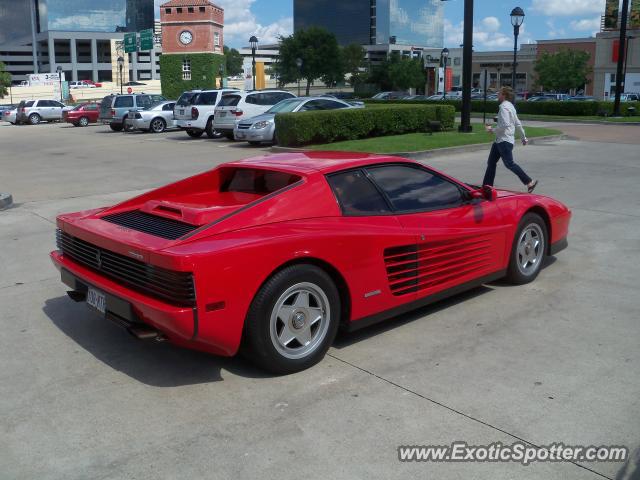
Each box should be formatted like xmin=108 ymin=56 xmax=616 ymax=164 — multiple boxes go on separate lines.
xmin=363 ymin=99 xmax=640 ymax=117
xmin=275 ymin=105 xmax=456 ymax=147
xmin=160 ymin=53 xmax=224 ymax=100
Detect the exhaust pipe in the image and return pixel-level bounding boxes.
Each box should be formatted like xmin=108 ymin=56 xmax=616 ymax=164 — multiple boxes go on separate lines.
xmin=128 ymin=325 xmax=167 ymax=342
xmin=67 ymin=290 xmax=86 ymax=302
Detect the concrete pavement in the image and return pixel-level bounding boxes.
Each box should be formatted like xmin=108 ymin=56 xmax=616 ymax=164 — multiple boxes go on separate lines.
xmin=1 ymin=121 xmax=639 ymax=479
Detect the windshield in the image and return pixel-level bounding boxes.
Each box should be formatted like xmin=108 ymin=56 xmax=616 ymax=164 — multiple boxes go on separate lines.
xmin=176 ymin=92 xmax=198 ymax=106
xmin=266 ymin=98 xmax=305 ymax=113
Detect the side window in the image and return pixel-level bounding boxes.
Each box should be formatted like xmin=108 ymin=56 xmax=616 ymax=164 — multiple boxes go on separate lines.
xmin=327 ymin=170 xmax=391 ymax=216
xmin=38 ymin=100 xmax=51 ymax=107
xmin=136 ymin=95 xmax=152 ymax=108
xmin=319 ymin=100 xmax=348 ymax=110
xmin=367 ymin=165 xmax=463 ymax=213
xmin=198 ymin=91 xmax=218 ymax=105
xmin=85 ymin=104 xmax=98 ymax=111
xmin=53 ymin=101 xmax=64 ymax=108
xmin=114 ymin=96 xmax=134 ymax=108
xmin=300 ymin=100 xmax=324 ymax=111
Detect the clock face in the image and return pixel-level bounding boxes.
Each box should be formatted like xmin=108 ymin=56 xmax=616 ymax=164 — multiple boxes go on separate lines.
xmin=179 ymin=30 xmax=193 ymax=45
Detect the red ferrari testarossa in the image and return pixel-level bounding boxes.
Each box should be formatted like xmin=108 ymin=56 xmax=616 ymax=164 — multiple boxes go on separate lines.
xmin=51 ymin=152 xmax=571 ymax=373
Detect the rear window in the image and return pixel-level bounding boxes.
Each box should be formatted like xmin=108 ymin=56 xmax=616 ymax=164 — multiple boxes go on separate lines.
xmin=219 ymin=94 xmax=241 ymax=107
xmin=220 ymin=168 xmax=300 ymax=195
xmin=177 ymin=92 xmax=198 ymax=106
xmin=114 ymin=96 xmax=134 ymax=108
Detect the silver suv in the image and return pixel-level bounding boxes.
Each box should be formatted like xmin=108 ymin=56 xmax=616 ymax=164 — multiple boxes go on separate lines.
xmin=174 ymin=89 xmax=239 ymax=138
xmin=99 ymin=93 xmax=165 ymax=131
xmin=16 ymin=99 xmax=66 ymax=125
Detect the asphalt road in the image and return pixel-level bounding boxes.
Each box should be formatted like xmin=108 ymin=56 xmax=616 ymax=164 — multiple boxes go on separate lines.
xmin=1 ymin=121 xmax=639 ymax=480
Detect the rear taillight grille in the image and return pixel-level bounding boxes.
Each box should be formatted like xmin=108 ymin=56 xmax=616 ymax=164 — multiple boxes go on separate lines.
xmin=101 ymin=210 xmax=198 ymax=240
xmin=56 ymin=230 xmax=195 ymax=306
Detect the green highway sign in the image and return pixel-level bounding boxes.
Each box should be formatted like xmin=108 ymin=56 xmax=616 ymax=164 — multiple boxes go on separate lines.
xmin=124 ymin=32 xmax=137 ymax=53
xmin=139 ymin=29 xmax=154 ymax=51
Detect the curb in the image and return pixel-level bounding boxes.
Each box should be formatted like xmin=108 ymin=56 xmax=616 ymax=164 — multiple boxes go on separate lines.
xmin=0 ymin=193 xmax=13 ymax=210
xmin=270 ymin=135 xmax=569 ymax=159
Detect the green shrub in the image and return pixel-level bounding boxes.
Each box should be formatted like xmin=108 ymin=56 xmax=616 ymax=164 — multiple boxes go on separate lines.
xmin=159 ymin=53 xmax=224 ymax=100
xmin=363 ymin=99 xmax=640 ymax=117
xmin=275 ymin=104 xmax=456 ymax=147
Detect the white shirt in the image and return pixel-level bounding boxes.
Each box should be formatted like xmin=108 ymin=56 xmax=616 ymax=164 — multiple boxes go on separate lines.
xmin=493 ymin=100 xmax=527 ymax=145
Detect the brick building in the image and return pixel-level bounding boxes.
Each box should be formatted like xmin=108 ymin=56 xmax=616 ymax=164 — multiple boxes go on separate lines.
xmin=536 ymin=38 xmax=597 ymax=95
xmin=160 ymin=0 xmax=224 ymax=54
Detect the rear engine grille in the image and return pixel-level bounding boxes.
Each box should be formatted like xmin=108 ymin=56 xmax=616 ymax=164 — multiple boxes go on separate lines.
xmin=101 ymin=210 xmax=198 ymax=240
xmin=56 ymin=229 xmax=195 ymax=306
xmin=384 ymin=237 xmax=493 ymax=296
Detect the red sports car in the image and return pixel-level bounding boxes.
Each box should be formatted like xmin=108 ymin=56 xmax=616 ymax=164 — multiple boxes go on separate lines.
xmin=63 ymin=102 xmax=100 ymax=127
xmin=50 ymin=152 xmax=571 ymax=373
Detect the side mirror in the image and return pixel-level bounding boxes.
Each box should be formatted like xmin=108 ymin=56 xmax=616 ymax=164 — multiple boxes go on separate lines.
xmin=482 ymin=185 xmax=498 ymax=201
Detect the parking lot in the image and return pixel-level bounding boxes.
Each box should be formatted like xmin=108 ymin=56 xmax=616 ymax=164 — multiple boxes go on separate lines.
xmin=1 ymin=121 xmax=639 ymax=479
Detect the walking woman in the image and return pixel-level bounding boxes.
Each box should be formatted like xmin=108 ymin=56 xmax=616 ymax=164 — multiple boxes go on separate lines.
xmin=483 ymin=86 xmax=538 ymax=192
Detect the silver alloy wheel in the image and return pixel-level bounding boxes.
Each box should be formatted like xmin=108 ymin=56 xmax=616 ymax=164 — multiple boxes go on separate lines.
xmin=516 ymin=223 xmax=545 ymax=276
xmin=29 ymin=113 xmax=40 ymax=125
xmin=151 ymin=118 xmax=165 ymax=133
xmin=79 ymin=116 xmax=89 ymax=127
xmin=269 ymin=282 xmax=331 ymax=360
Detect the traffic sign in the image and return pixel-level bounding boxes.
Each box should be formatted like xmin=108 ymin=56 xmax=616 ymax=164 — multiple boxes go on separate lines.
xmin=139 ymin=29 xmax=154 ymax=51
xmin=124 ymin=33 xmax=137 ymax=53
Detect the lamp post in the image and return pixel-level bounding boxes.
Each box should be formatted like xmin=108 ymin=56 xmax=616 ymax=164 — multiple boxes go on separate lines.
xmin=613 ymin=0 xmax=630 ymax=116
xmin=117 ymin=56 xmax=124 ymax=95
xmin=441 ymin=47 xmax=449 ymax=100
xmin=249 ymin=35 xmax=258 ymax=91
xmin=56 ymin=66 xmax=63 ymax=102
xmin=458 ymin=0 xmax=474 ymax=133
xmin=296 ymin=57 xmax=303 ymax=96
xmin=8 ymin=74 xmax=12 ymax=104
xmin=510 ymin=7 xmax=525 ymax=95
xmin=219 ymin=63 xmax=225 ymax=88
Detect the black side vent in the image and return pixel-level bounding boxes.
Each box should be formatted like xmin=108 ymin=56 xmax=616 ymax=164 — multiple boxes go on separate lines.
xmin=101 ymin=210 xmax=198 ymax=240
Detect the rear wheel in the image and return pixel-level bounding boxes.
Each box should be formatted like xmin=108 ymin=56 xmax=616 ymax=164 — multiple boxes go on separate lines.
xmin=205 ymin=118 xmax=223 ymax=139
xmin=109 ymin=123 xmax=123 ymax=132
xmin=245 ymin=264 xmax=340 ymax=374
xmin=149 ymin=117 xmax=166 ymax=133
xmin=506 ymin=213 xmax=547 ymax=284
xmin=78 ymin=116 xmax=89 ymax=127
xmin=29 ymin=113 xmax=41 ymax=125
xmin=186 ymin=129 xmax=203 ymax=138
xmin=122 ymin=115 xmax=134 ymax=132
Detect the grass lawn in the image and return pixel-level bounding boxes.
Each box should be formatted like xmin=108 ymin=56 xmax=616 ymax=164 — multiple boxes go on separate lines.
xmin=308 ymin=123 xmax=562 ymax=154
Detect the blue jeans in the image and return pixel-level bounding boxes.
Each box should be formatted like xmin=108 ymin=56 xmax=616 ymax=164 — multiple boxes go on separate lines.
xmin=482 ymin=141 xmax=532 ymax=186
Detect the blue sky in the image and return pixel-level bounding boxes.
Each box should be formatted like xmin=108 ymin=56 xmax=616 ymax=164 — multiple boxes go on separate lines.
xmin=156 ymin=0 xmax=608 ymax=50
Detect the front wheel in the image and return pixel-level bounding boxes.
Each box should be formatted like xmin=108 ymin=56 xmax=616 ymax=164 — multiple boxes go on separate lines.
xmin=186 ymin=129 xmax=203 ymax=138
xmin=506 ymin=213 xmax=547 ymax=284
xmin=149 ymin=117 xmax=166 ymax=133
xmin=109 ymin=123 xmax=123 ymax=132
xmin=78 ymin=116 xmax=89 ymax=127
xmin=244 ymin=265 xmax=340 ymax=374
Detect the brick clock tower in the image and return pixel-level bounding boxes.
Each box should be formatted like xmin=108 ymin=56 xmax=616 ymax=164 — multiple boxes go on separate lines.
xmin=159 ymin=0 xmax=225 ymax=98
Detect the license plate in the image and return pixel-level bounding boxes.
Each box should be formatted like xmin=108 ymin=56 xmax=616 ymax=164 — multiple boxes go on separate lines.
xmin=236 ymin=132 xmax=245 ymax=139
xmin=179 ymin=109 xmax=184 ymax=115
xmin=87 ymin=287 xmax=106 ymax=315
xmin=219 ymin=112 xmax=226 ymax=117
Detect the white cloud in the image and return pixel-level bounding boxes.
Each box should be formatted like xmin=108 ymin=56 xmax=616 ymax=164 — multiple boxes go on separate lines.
xmin=444 ymin=17 xmax=532 ymax=50
xmin=546 ymin=19 xmax=567 ymax=38
xmin=531 ymin=0 xmax=605 ymax=17
xmin=155 ymin=0 xmax=292 ymax=47
xmin=570 ymin=16 xmax=601 ymax=34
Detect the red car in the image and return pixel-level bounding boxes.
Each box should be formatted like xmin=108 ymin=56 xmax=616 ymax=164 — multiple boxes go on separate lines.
xmin=50 ymin=153 xmax=571 ymax=373
xmin=63 ymin=102 xmax=100 ymax=127
xmin=82 ymin=79 xmax=102 ymax=88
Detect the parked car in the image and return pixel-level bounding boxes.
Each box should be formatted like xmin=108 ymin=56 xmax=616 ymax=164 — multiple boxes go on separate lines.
xmin=124 ymin=81 xmax=146 ymax=86
xmin=371 ymin=91 xmax=409 ymax=100
xmin=569 ymin=95 xmax=596 ymax=101
xmin=234 ymin=96 xmax=356 ymax=145
xmin=51 ymin=153 xmax=571 ymax=373
xmin=124 ymin=101 xmax=178 ymax=133
xmin=174 ymin=88 xmax=239 ymax=138
xmin=62 ymin=102 xmax=100 ymax=127
xmin=402 ymin=95 xmax=429 ymax=100
xmin=213 ymin=90 xmax=296 ymax=139
xmin=610 ymin=93 xmax=640 ymax=102
xmin=527 ymin=96 xmax=554 ymax=102
xmin=82 ymin=79 xmax=102 ymax=88
xmin=69 ymin=81 xmax=95 ymax=89
xmin=16 ymin=99 xmax=66 ymax=125
xmin=2 ymin=107 xmax=17 ymax=124
xmin=98 ymin=93 xmax=165 ymax=131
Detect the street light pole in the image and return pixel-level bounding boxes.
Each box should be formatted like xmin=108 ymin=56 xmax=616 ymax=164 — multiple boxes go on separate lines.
xmin=117 ymin=56 xmax=124 ymax=95
xmin=459 ymin=0 xmax=474 ymax=133
xmin=441 ymin=47 xmax=449 ymax=100
xmin=56 ymin=65 xmax=63 ymax=102
xmin=510 ymin=7 xmax=525 ymax=95
xmin=613 ymin=0 xmax=630 ymax=116
xmin=249 ymin=35 xmax=258 ymax=91
xmin=296 ymin=58 xmax=303 ymax=96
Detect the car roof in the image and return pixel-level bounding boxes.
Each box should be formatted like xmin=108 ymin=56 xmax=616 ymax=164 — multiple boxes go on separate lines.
xmin=225 ymin=152 xmax=418 ymax=175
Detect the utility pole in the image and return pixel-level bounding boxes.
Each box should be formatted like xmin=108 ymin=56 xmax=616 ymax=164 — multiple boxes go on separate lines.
xmin=459 ymin=0 xmax=473 ymax=133
xmin=613 ymin=0 xmax=630 ymax=116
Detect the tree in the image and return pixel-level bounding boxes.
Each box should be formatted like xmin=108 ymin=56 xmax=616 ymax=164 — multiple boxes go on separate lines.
xmin=366 ymin=52 xmax=425 ymax=91
xmin=223 ymin=46 xmax=243 ymax=76
xmin=534 ymin=49 xmax=592 ymax=93
xmin=0 ymin=61 xmax=11 ymax=99
xmin=276 ymin=27 xmax=343 ymax=95
xmin=342 ymin=44 xmax=366 ymax=85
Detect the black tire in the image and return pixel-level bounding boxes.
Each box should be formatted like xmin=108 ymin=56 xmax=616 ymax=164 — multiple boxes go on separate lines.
xmin=78 ymin=116 xmax=89 ymax=127
xmin=205 ymin=118 xmax=223 ymax=138
xmin=29 ymin=113 xmax=41 ymax=125
xmin=244 ymin=264 xmax=340 ymax=374
xmin=149 ymin=117 xmax=166 ymax=133
xmin=225 ymin=132 xmax=235 ymax=140
xmin=186 ymin=129 xmax=203 ymax=138
xmin=506 ymin=213 xmax=548 ymax=285
xmin=109 ymin=123 xmax=123 ymax=132
xmin=122 ymin=115 xmax=134 ymax=132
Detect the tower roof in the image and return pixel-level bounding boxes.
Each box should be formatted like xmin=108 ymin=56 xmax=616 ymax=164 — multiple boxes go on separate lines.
xmin=160 ymin=0 xmax=222 ymax=9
